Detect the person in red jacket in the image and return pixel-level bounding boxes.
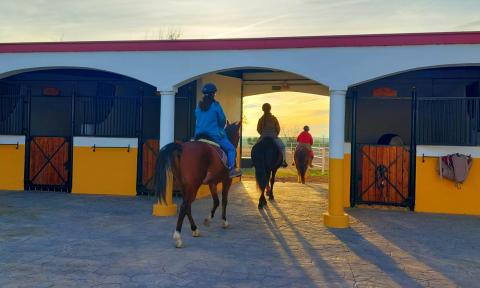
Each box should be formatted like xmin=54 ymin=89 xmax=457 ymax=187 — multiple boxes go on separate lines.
xmin=296 ymin=125 xmax=314 ymax=167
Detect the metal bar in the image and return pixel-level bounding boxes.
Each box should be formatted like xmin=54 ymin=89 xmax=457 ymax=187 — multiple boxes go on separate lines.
xmin=0 ymin=142 xmax=19 ymax=149
xmin=92 ymin=144 xmax=130 ymax=152
xmin=350 ymin=88 xmax=358 ymax=206
xmin=409 ymin=87 xmax=417 ymax=211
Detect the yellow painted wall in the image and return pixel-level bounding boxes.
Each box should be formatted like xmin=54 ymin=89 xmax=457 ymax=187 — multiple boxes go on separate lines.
xmin=344 ymin=153 xmax=351 ymax=208
xmin=72 ymin=147 xmax=138 ymax=196
xmin=0 ymin=145 xmax=25 ymax=191
xmin=415 ymin=156 xmax=480 ymax=215
xmin=197 ymin=177 xmax=241 ymax=199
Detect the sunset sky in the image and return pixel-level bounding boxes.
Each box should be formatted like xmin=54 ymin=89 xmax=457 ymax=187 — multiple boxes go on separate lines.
xmin=243 ymin=92 xmax=329 ymax=138
xmin=0 ymin=1 xmax=478 ymax=42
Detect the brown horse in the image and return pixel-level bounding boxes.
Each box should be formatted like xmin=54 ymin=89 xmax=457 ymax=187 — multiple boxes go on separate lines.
xmin=154 ymin=122 xmax=241 ymax=248
xmin=294 ymin=145 xmax=310 ymax=184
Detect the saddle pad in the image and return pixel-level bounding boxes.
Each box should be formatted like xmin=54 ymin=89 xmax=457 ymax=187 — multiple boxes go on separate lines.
xmin=196 ymin=138 xmax=220 ymax=148
xmin=194 ymin=139 xmax=228 ymax=168
xmin=212 ymin=146 xmax=228 ymax=168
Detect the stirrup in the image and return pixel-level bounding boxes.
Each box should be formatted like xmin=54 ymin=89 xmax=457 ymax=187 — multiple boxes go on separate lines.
xmin=229 ymin=169 xmax=242 ymax=178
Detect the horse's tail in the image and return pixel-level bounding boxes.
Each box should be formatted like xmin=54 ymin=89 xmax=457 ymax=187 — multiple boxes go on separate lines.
xmin=251 ymin=139 xmax=272 ymax=191
xmin=254 ymin=156 xmax=268 ymax=191
xmin=295 ymin=147 xmax=308 ymax=183
xmin=154 ymin=142 xmax=182 ymax=203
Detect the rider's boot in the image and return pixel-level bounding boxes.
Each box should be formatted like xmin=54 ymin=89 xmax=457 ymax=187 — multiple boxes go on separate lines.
xmin=229 ymin=167 xmax=242 ymax=178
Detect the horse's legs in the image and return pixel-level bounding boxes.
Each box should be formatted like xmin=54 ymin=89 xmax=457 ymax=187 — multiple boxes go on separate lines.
xmin=269 ymin=169 xmax=276 ymax=201
xmin=204 ymin=183 xmax=219 ymax=227
xmin=185 ymin=202 xmax=200 ymax=237
xmin=173 ymin=200 xmax=188 ymax=248
xmin=258 ymin=170 xmax=269 ymax=209
xmin=221 ymin=178 xmax=232 ymax=228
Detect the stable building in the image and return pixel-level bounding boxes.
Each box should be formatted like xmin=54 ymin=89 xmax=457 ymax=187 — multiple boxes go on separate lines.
xmin=1 ymin=31 xmax=480 ymax=225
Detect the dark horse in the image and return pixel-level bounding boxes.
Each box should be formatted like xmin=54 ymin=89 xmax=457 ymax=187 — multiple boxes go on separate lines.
xmin=251 ymin=137 xmax=283 ymax=209
xmin=154 ymin=122 xmax=241 ymax=248
xmin=294 ymin=145 xmax=310 ymax=184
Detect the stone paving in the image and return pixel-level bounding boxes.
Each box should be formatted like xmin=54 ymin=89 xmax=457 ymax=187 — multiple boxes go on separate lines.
xmin=1 ymin=181 xmax=480 ymax=287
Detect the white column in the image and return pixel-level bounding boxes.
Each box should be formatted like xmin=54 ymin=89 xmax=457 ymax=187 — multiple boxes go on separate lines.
xmin=323 ymin=89 xmax=349 ymax=228
xmin=329 ymin=90 xmax=346 ymax=160
xmin=160 ymin=90 xmax=175 ymax=148
xmin=153 ymin=89 xmax=177 ymax=217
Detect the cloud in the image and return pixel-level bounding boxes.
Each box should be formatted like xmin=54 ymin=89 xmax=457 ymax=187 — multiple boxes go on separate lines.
xmin=0 ymin=0 xmax=479 ymax=42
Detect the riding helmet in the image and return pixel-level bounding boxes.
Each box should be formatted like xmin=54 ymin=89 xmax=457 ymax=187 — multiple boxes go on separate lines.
xmin=202 ymin=83 xmax=217 ymax=95
xmin=304 ymin=125 xmax=310 ymax=131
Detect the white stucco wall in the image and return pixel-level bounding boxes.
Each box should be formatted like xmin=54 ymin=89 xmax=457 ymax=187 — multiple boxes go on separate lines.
xmin=0 ymin=44 xmax=479 ymax=90
xmin=196 ymin=74 xmax=242 ymax=123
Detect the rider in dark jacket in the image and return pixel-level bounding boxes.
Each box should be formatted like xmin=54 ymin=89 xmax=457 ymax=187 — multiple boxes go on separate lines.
xmin=257 ymin=103 xmax=288 ymax=167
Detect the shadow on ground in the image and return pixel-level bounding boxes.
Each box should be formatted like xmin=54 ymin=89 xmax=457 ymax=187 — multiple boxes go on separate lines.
xmin=0 ymin=181 xmax=478 ymax=287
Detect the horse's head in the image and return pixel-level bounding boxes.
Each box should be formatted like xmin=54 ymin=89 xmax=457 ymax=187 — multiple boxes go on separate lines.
xmin=225 ymin=121 xmax=241 ymax=148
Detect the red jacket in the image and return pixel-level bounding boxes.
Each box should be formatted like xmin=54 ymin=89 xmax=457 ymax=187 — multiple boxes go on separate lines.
xmin=297 ymin=131 xmax=313 ymax=145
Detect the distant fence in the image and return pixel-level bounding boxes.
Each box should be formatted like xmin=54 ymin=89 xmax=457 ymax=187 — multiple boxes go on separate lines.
xmin=241 ymin=138 xmax=329 ymax=173
xmin=288 ymin=142 xmax=329 ymax=173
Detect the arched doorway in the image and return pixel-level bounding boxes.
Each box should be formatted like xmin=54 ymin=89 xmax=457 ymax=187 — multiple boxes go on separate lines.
xmin=0 ymin=68 xmax=158 ymax=192
xmin=349 ymin=65 xmax=480 ymax=209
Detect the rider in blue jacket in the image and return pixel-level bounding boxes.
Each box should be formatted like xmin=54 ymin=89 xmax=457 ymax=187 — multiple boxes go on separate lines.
xmin=195 ymin=83 xmax=240 ymax=177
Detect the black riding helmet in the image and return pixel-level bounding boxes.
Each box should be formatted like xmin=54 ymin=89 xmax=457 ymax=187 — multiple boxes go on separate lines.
xmin=304 ymin=125 xmax=310 ymax=131
xmin=262 ymin=103 xmax=271 ymax=113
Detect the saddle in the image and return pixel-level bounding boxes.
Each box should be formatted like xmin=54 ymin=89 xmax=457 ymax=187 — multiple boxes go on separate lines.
xmin=195 ymin=139 xmax=228 ymax=168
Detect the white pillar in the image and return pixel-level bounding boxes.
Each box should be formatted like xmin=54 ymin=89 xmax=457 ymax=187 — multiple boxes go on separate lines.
xmin=323 ymin=89 xmax=349 ymax=228
xmin=153 ymin=89 xmax=177 ymax=217
xmin=329 ymin=90 xmax=346 ymax=160
xmin=160 ymin=90 xmax=175 ymax=148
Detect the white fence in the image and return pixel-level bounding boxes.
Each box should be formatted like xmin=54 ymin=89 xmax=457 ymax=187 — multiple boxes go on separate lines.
xmin=288 ymin=142 xmax=329 ymax=173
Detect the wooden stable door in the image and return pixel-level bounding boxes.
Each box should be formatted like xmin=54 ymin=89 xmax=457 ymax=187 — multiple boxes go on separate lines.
xmin=138 ymin=139 xmax=159 ymax=194
xmin=27 ymin=137 xmax=71 ymax=191
xmin=357 ymin=145 xmax=410 ymax=206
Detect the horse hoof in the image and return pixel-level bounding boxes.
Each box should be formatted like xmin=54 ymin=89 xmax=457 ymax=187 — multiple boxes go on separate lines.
xmin=204 ymin=216 xmax=212 ymax=227
xmin=173 ymin=231 xmax=184 ymax=248
xmin=269 ymin=195 xmax=275 ymax=201
xmin=222 ymin=220 xmax=229 ymax=229
xmin=192 ymin=229 xmax=201 ymax=237
xmin=175 ymin=239 xmax=184 ymax=248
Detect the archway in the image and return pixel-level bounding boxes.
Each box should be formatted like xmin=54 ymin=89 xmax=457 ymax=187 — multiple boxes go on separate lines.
xmin=0 ymin=67 xmax=158 ymax=193
xmin=348 ymin=65 xmax=480 ymax=213
xmin=160 ymin=66 xmax=350 ymax=227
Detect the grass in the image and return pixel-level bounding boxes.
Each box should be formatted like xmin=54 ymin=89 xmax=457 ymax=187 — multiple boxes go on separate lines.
xmin=241 ymin=167 xmax=329 ymax=183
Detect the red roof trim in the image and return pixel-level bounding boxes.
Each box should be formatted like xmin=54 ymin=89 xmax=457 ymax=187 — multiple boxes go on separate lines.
xmin=1 ymin=31 xmax=480 ymax=53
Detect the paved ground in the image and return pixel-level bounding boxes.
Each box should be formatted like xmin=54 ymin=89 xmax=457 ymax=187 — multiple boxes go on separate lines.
xmin=1 ymin=181 xmax=479 ymax=287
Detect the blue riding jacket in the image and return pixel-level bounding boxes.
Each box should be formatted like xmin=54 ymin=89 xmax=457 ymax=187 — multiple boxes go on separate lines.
xmin=194 ymin=101 xmax=226 ymax=142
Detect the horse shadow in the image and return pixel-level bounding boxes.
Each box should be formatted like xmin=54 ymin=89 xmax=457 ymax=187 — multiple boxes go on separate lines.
xmin=259 ymin=203 xmax=350 ymax=285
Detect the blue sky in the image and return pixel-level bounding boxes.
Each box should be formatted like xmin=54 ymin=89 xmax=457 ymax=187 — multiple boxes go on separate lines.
xmin=0 ymin=0 xmax=479 ymax=42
